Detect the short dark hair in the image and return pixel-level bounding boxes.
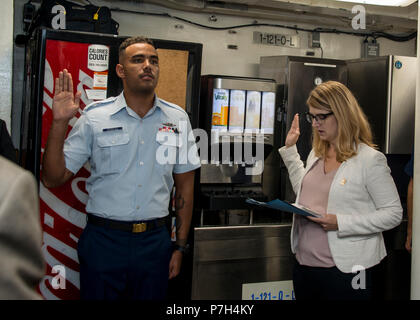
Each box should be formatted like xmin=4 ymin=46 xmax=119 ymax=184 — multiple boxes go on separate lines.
xmin=118 ymin=36 xmax=155 ymax=60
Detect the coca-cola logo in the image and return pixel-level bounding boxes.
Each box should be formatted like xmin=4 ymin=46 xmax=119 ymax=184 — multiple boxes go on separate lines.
xmin=38 ymin=41 xmax=97 ymax=299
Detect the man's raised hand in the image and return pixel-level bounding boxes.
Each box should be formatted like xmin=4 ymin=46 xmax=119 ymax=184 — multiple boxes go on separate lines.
xmin=52 ymin=69 xmax=82 ymax=123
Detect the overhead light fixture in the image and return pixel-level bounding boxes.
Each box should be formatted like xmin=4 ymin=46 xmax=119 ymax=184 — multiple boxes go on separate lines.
xmin=334 ymin=0 xmax=416 ymax=6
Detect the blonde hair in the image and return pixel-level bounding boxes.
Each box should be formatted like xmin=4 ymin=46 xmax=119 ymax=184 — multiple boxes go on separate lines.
xmin=307 ymin=81 xmax=375 ymax=162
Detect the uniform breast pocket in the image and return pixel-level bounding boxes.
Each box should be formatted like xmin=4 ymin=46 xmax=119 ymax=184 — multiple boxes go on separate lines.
xmin=155 ymin=138 xmax=178 ymax=175
xmin=97 ymin=132 xmax=130 ymax=174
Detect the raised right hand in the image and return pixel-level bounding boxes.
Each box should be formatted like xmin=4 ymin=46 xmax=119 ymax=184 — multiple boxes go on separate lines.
xmin=52 ymin=69 xmax=82 ymax=123
xmin=285 ymin=113 xmax=300 ymax=147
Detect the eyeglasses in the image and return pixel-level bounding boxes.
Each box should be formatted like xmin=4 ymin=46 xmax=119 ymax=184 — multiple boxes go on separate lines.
xmin=305 ymin=112 xmax=334 ymax=124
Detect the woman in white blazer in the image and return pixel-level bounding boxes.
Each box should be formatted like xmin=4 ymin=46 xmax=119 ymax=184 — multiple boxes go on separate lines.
xmin=279 ymin=81 xmax=402 ymax=300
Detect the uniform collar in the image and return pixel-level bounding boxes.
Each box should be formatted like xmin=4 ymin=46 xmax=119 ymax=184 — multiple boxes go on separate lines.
xmin=110 ymin=91 xmax=162 ymax=118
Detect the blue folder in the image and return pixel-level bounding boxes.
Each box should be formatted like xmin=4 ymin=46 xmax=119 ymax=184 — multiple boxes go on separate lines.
xmin=245 ymin=198 xmax=322 ymax=218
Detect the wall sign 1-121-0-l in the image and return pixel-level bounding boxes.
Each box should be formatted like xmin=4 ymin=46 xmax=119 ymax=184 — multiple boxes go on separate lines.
xmin=253 ymin=32 xmax=300 ymax=48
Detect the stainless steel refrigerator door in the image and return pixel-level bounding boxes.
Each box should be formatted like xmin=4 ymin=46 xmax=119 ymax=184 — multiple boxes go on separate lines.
xmin=388 ymin=56 xmax=417 ymax=154
xmin=347 ymin=56 xmax=389 ymax=151
xmin=259 ymin=56 xmax=347 ymax=161
xmin=347 ymin=55 xmax=416 ymax=154
xmin=287 ymin=60 xmax=348 ymax=160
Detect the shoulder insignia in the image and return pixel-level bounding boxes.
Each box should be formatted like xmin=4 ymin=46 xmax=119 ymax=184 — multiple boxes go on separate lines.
xmin=84 ymin=96 xmax=117 ymax=112
xmin=158 ymin=98 xmax=186 ymax=114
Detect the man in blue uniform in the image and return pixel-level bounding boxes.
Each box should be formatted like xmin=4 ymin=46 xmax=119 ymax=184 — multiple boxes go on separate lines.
xmin=42 ymin=36 xmax=200 ymax=299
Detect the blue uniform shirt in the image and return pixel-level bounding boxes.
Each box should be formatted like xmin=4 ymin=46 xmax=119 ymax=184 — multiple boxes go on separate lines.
xmin=63 ymin=92 xmax=200 ymax=221
xmin=405 ymin=154 xmax=414 ymax=178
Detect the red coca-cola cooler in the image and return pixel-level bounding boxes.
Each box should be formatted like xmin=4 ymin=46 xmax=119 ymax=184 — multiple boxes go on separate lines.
xmin=21 ymin=28 xmax=202 ymax=300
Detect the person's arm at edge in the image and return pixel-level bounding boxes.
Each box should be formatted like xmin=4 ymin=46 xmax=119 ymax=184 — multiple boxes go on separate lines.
xmin=168 ymin=170 xmax=195 ymax=279
xmin=406 ymin=177 xmax=413 ymax=252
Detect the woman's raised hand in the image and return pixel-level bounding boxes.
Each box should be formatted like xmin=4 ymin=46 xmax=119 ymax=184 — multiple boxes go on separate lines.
xmin=285 ymin=113 xmax=300 ymax=147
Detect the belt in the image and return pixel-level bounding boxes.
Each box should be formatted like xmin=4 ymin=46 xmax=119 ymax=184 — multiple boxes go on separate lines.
xmin=87 ymin=214 xmax=167 ymax=233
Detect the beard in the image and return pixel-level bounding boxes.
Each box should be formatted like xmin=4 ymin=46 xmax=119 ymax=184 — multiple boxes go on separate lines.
xmin=125 ymin=78 xmax=157 ymax=96
xmin=136 ymin=85 xmax=155 ymax=95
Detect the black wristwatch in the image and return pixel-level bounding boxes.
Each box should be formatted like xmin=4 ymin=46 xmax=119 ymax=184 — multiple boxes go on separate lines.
xmin=174 ymin=243 xmax=190 ymax=255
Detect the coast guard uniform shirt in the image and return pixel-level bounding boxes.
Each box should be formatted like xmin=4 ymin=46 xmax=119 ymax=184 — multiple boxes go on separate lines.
xmin=63 ymin=91 xmax=201 ymax=221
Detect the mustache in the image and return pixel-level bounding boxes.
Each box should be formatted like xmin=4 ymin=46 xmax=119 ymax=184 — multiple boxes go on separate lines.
xmin=140 ymin=72 xmax=154 ymax=79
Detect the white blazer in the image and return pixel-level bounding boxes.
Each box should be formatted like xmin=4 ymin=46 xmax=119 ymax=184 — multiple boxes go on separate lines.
xmin=279 ymin=143 xmax=402 ymax=273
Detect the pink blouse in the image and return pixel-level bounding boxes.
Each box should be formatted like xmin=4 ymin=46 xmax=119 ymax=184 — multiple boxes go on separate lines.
xmin=296 ymin=158 xmax=338 ymax=267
